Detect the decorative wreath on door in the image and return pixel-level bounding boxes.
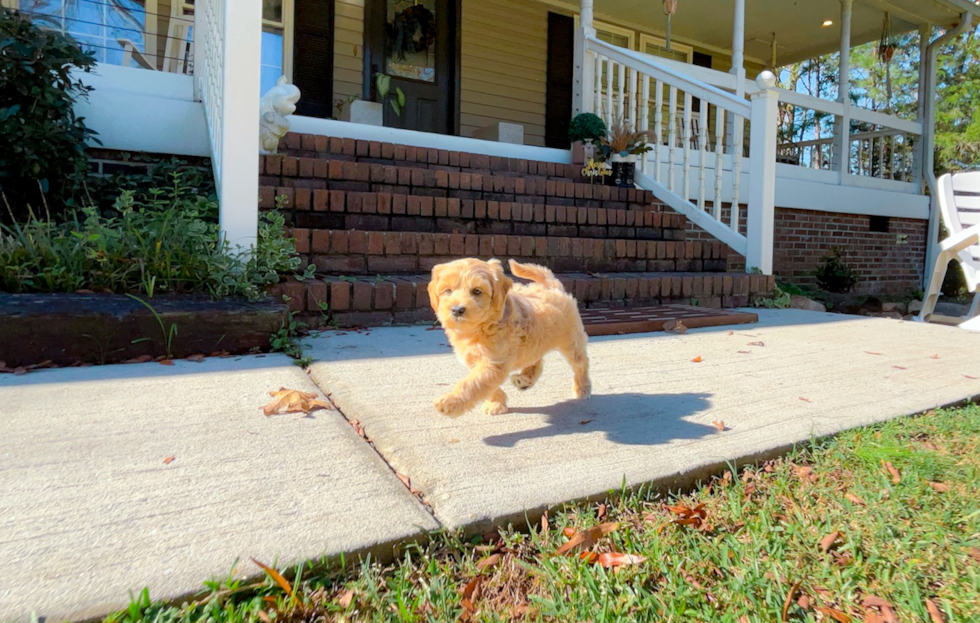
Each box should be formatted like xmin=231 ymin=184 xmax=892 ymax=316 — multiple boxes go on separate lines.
xmin=387 ymin=4 xmax=437 ymax=60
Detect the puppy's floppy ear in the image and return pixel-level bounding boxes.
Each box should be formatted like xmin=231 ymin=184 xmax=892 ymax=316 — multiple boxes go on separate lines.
xmin=487 ymin=258 xmax=513 ymax=318
xmin=427 ymin=264 xmax=446 ymax=313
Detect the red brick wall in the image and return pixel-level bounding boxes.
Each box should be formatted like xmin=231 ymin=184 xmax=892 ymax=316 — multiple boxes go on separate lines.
xmin=772 ymin=208 xmax=926 ymax=295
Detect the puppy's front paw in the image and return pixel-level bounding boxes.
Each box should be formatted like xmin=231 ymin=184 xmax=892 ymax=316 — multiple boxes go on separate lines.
xmin=511 ymin=372 xmax=535 ymax=390
xmin=434 ymin=393 xmax=468 ymax=418
xmin=574 ymin=379 xmax=592 ymax=400
xmin=481 ymin=400 xmax=508 ymax=415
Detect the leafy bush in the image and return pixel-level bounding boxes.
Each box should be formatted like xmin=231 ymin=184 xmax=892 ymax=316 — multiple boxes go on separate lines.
xmin=86 ymin=158 xmax=217 ymax=214
xmin=568 ymin=113 xmax=607 ymax=145
xmin=1 ymin=176 xmax=302 ymax=300
xmin=0 ymin=8 xmax=97 ymax=221
xmin=814 ymin=247 xmax=860 ymax=293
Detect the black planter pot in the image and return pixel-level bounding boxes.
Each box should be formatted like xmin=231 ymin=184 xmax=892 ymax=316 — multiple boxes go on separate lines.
xmin=611 ymin=161 xmax=636 ymax=187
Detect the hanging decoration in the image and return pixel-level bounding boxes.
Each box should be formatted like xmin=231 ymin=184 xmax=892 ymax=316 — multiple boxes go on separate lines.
xmin=387 ymin=3 xmax=437 ymax=61
xmin=877 ymin=12 xmax=897 ymax=108
xmin=769 ymin=32 xmax=778 ymax=71
xmin=663 ymin=0 xmax=678 ymax=51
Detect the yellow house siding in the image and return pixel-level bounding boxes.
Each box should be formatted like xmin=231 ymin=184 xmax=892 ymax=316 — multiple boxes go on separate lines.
xmin=460 ymin=0 xmax=549 ymax=146
xmin=334 ymin=0 xmax=365 ymax=111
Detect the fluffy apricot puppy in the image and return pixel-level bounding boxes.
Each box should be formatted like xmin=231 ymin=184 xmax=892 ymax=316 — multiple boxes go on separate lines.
xmin=427 ymin=258 xmax=591 ymax=417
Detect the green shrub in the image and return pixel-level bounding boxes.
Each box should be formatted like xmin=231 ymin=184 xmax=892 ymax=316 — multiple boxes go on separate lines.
xmin=814 ymin=247 xmax=860 ymax=293
xmin=0 ymin=8 xmax=97 ymax=221
xmin=568 ymin=113 xmax=607 ymax=145
xmin=86 ymin=158 xmax=218 ymax=214
xmin=0 ymin=176 xmax=302 ymax=300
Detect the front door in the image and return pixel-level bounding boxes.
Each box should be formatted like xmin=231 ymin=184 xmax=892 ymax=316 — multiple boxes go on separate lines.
xmin=365 ymin=0 xmax=459 ymax=134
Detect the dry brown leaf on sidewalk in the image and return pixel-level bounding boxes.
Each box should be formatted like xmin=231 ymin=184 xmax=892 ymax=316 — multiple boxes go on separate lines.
xmin=596 ymin=552 xmax=646 ymax=568
xmin=187 ymin=354 xmax=206 ymax=363
xmin=819 ymin=531 xmax=841 ymax=552
xmin=159 ymin=360 xmax=175 ymax=366
xmin=692 ymin=356 xmax=703 ymax=363
xmin=882 ymin=461 xmax=901 ymax=484
xmin=261 ymin=388 xmax=332 ymax=416
xmin=799 ymin=397 xmax=812 ymax=402
xmin=124 ymin=355 xmax=153 ymax=364
xmin=931 ymin=353 xmax=940 ymax=359
xmin=163 ymin=455 xmax=175 ymax=465
xmin=664 ymin=320 xmax=687 ymax=334
xmin=554 ymin=522 xmax=619 ymax=556
xmin=712 ymin=420 xmax=726 ymax=431
xmin=865 ymin=351 xmax=883 ymax=356
xmin=925 ymin=599 xmax=945 ymax=623
xmin=748 ymin=341 xmax=765 ymax=347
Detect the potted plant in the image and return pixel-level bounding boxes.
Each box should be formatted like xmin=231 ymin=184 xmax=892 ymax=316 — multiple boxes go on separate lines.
xmin=598 ymin=118 xmax=653 ymax=187
xmin=340 ymin=73 xmax=406 ymax=126
xmin=568 ymin=113 xmax=607 ymax=165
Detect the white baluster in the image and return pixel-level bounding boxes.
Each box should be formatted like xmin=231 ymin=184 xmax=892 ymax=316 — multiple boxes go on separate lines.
xmin=731 ymin=115 xmax=744 ymax=233
xmin=878 ymin=133 xmax=885 ymax=179
xmin=640 ymin=74 xmax=650 ymax=175
xmin=683 ymin=92 xmax=692 ymax=202
xmin=628 ymin=68 xmax=638 ymax=130
xmin=714 ymin=108 xmax=725 ymax=221
xmin=698 ymin=103 xmax=708 ymax=212
xmin=654 ymin=80 xmax=664 ymax=183
xmin=593 ymin=53 xmax=603 ymax=116
xmin=605 ymin=58 xmax=613 ymax=127
xmin=617 ymin=63 xmax=626 ymax=121
xmin=668 ymin=86 xmax=677 ymax=192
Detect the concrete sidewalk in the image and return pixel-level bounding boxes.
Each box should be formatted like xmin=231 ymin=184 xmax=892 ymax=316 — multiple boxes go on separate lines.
xmin=305 ymin=310 xmax=980 ymax=530
xmin=3 ymin=310 xmax=979 ymax=621
xmin=0 ymin=355 xmax=436 ymax=622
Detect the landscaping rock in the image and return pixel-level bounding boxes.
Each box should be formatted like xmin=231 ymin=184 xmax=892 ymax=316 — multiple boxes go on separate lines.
xmin=908 ymin=299 xmax=923 ymax=314
xmin=0 ymin=294 xmax=288 ymax=367
xmin=789 ymin=295 xmax=827 ymax=313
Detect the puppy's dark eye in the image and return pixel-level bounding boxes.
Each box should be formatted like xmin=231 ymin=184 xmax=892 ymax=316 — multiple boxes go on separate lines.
xmin=443 ymin=288 xmax=452 ymax=295
xmin=471 ymin=288 xmax=483 ymax=296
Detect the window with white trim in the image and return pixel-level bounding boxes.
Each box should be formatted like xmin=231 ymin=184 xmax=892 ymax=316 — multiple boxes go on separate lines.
xmin=261 ymin=0 xmax=294 ymax=94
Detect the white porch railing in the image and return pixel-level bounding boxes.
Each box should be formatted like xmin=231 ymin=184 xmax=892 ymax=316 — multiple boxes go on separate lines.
xmin=193 ymin=0 xmax=263 ymax=250
xmin=583 ymin=36 xmax=778 ymax=273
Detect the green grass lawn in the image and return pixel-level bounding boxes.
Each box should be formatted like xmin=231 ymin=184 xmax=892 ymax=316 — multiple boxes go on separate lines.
xmin=111 ymin=405 xmax=980 ymax=623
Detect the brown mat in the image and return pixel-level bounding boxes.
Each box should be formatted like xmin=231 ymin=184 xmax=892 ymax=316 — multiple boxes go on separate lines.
xmin=581 ymin=305 xmax=758 ymax=336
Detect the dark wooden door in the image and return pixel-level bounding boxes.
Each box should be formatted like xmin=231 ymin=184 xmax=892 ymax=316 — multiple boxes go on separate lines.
xmin=545 ymin=12 xmax=574 ymax=149
xmin=365 ymin=0 xmax=459 ymax=134
xmin=292 ymin=0 xmax=335 ymax=118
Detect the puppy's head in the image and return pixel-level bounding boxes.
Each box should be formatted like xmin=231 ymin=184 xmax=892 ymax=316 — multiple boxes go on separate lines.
xmin=428 ymin=258 xmax=512 ymax=330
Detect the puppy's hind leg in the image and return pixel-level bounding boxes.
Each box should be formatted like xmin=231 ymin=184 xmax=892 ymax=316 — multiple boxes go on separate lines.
xmin=481 ymin=388 xmax=509 ymax=415
xmin=560 ymin=332 xmax=591 ymax=400
xmin=511 ymin=360 xmax=543 ymax=390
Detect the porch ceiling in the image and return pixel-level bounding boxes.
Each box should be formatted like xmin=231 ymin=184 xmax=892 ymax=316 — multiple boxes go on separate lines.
xmin=587 ymin=0 xmax=977 ymax=66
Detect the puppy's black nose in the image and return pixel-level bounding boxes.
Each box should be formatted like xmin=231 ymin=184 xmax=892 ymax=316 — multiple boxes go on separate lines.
xmin=451 ymin=305 xmax=466 ymax=318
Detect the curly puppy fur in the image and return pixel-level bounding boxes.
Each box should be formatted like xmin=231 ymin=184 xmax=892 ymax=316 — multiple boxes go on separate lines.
xmin=427 ymin=258 xmax=591 ymax=417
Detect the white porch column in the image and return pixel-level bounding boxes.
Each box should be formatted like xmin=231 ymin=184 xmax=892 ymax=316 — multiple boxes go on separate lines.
xmin=213 ymin=0 xmax=263 ymax=251
xmin=731 ymin=0 xmax=746 ymax=96
xmin=833 ymin=0 xmax=854 ymax=179
xmin=746 ymin=72 xmax=779 ymax=275
xmin=573 ymin=0 xmax=597 ymax=115
xmin=912 ymin=24 xmax=931 ymax=186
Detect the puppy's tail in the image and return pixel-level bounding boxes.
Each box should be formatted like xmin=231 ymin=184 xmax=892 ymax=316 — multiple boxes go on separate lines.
xmin=508 ymin=259 xmax=564 ymax=291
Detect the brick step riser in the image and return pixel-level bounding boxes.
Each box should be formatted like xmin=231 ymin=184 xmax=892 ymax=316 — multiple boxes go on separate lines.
xmin=260 ymin=158 xmax=657 ymax=208
xmin=294 ymin=230 xmax=727 ymax=276
xmin=275 ymin=134 xmax=583 ymax=181
xmin=270 ymin=273 xmax=774 ymax=329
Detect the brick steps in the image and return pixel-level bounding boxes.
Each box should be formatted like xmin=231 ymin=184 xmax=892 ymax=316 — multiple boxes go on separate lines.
xmin=270 ymin=271 xmax=775 ymax=328
xmin=294 ymin=229 xmax=728 ymax=275
xmin=276 ymin=132 xmax=584 ymax=181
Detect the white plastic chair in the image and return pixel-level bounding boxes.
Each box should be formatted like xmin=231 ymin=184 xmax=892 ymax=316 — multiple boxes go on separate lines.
xmin=917 ymin=171 xmax=980 ymax=330
xmin=119 ymin=1 xmax=194 ymax=73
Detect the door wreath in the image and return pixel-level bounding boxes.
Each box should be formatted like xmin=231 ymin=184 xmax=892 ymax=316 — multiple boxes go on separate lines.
xmin=387 ymin=3 xmax=437 ymax=60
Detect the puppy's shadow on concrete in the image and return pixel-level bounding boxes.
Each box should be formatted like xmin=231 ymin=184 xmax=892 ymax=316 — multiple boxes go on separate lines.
xmin=483 ymin=392 xmax=715 ymax=448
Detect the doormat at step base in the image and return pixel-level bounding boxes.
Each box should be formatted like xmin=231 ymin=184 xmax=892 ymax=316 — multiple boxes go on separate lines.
xmin=580 ymin=305 xmax=757 ymax=337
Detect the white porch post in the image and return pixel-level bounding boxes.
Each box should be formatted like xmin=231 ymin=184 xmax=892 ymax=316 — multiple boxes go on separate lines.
xmin=731 ymin=0 xmax=746 ymax=96
xmin=912 ymin=24 xmax=931 ymax=187
xmin=833 ymin=0 xmax=853 ymax=181
xmin=572 ymin=0 xmax=596 ymax=115
xmin=217 ymin=0 xmax=262 ymax=251
xmin=746 ymin=72 xmax=779 ymax=275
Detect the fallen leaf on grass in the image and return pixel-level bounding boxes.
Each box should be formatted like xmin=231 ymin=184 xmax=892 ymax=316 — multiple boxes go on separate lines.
xmin=541 ymin=511 xmax=548 ymax=534
xmin=163 ymin=455 xmax=175 ymax=464
xmin=781 ymin=581 xmax=801 ymax=622
xmin=187 ymin=354 xmax=206 ymax=363
xmin=925 ymin=599 xmax=945 ymax=623
xmin=927 ymin=481 xmax=951 ymax=492
xmin=159 ymin=360 xmax=175 ymax=366
xmin=256 ymin=611 xmax=271 ymax=623
xmin=562 ymin=527 xmax=576 ymax=538
xmin=337 ymin=589 xmax=355 ymax=608
xmin=794 ymin=465 xmax=818 ymax=483
xmin=554 ymin=522 xmax=619 ymax=556
xmin=459 ymin=576 xmax=483 ymax=615
xmin=814 ymin=606 xmax=852 ymax=623
xmin=261 ymin=388 xmax=332 ymax=416
xmin=883 ymin=461 xmax=901 ymax=484
xmin=597 ymin=504 xmax=607 ymax=521
xmin=664 ymin=320 xmax=688 ymax=334
xmin=861 ymin=595 xmax=897 ymax=623
xmin=476 ymin=553 xmax=501 ymax=571
xmin=819 ymin=531 xmax=841 ymax=552
xmin=597 ymin=552 xmax=646 ymax=568
xmin=667 ymin=503 xmax=708 ymax=530
xmin=251 ymin=558 xmax=294 ymax=599
xmin=845 ymin=492 xmax=867 ymax=506
xmin=712 ymin=420 xmax=726 ymax=431
xmin=692 ymin=356 xmax=703 ymax=363
xmin=969 ymin=547 xmax=980 ymax=564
